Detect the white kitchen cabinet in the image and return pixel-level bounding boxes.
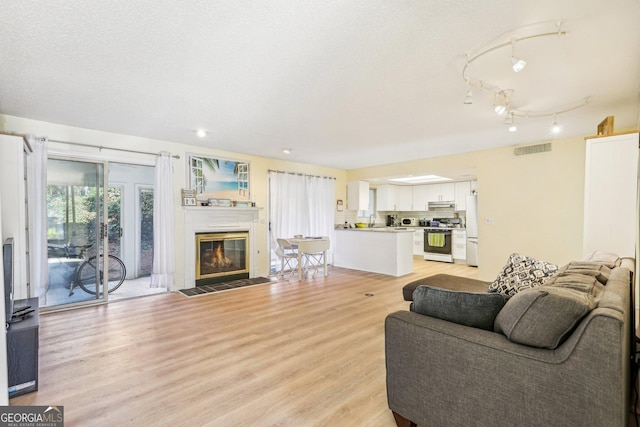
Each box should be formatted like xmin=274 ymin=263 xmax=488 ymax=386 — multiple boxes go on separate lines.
xmin=376 ymin=184 xmax=395 ymax=211
xmin=426 ymin=183 xmax=455 ymax=202
xmin=413 ymin=228 xmax=425 ymax=255
xmin=347 ymin=180 xmax=369 ymax=211
xmin=452 ymin=229 xmax=467 ymax=261
xmin=377 ymin=184 xmax=412 ymax=211
xmin=396 ymin=186 xmax=412 ymax=211
xmin=412 ymin=185 xmax=429 ymax=212
xmin=454 ymin=181 xmax=472 ymax=210
xmin=583 ymin=132 xmax=638 ymax=257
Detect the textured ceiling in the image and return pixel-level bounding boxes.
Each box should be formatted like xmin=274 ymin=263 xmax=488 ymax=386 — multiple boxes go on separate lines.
xmin=0 ymin=0 xmax=639 ymax=170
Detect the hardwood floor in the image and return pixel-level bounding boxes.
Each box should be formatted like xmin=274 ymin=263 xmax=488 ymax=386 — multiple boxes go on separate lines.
xmin=11 ymin=258 xmax=479 ymax=427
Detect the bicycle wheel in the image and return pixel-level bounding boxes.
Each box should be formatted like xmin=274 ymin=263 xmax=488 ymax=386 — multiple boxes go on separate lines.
xmin=76 ymin=255 xmax=127 ymax=296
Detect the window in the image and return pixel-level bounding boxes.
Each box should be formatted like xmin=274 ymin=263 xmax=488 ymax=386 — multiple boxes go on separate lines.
xmin=358 ymin=188 xmax=376 ymax=218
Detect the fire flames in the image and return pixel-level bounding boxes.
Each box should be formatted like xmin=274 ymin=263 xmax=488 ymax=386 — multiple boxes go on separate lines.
xmin=210 ymin=242 xmax=232 ymax=268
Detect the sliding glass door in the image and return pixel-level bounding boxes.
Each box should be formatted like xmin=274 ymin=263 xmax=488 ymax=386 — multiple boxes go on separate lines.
xmin=44 ymin=158 xmax=110 ymax=308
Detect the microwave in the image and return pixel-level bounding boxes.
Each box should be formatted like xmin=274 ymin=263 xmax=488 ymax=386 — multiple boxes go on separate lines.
xmin=401 ymin=218 xmax=416 ymax=226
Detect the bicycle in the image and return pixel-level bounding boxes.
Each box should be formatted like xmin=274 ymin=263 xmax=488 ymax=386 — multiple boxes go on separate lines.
xmin=47 ymin=243 xmax=127 ymax=297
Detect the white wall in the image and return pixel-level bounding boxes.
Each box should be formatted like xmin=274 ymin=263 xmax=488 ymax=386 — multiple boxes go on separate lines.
xmin=347 ymin=135 xmax=588 ymax=281
xmin=0 ymin=114 xmax=348 ymax=290
xmin=0 ymin=135 xmax=28 ymax=299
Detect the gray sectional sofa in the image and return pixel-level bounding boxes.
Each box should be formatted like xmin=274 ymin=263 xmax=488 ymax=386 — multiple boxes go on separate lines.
xmin=385 ymin=253 xmax=635 ymax=427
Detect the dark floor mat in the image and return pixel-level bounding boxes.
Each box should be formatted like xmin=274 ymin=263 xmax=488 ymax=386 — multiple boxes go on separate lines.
xmin=178 ymin=277 xmax=274 ymax=297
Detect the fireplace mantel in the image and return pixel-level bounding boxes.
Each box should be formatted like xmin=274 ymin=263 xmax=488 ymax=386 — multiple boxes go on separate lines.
xmin=183 ymin=207 xmax=261 ymax=289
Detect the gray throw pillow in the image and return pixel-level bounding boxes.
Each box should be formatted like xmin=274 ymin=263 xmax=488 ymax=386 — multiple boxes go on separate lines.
xmin=494 ymin=286 xmax=596 ymax=349
xmin=412 ymin=285 xmax=506 ymax=331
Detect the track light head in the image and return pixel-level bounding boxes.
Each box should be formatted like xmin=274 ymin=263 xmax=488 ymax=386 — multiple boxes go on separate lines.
xmin=510 ymin=38 xmax=527 ymax=72
xmin=550 ymin=114 xmax=561 ymax=133
xmin=494 ymin=98 xmax=507 ymax=115
xmin=463 ymin=89 xmax=473 ymax=105
xmin=511 ymin=56 xmax=527 ymax=72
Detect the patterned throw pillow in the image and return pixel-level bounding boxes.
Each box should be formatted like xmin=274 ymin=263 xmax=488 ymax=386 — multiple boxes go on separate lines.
xmin=489 ymin=253 xmax=559 ymax=297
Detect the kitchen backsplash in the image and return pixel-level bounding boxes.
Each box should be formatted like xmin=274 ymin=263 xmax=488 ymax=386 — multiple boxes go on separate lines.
xmin=336 ymin=209 xmax=466 ymax=228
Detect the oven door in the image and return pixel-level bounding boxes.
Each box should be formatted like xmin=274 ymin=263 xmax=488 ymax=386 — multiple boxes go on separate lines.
xmin=424 ymin=230 xmax=452 ymax=255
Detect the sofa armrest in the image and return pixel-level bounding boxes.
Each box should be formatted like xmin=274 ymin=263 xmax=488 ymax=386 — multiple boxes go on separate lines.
xmin=385 ymin=309 xmax=628 ymax=427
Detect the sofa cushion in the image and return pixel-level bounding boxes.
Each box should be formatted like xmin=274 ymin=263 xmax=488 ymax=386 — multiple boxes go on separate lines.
xmin=582 ymin=251 xmax=620 ymax=268
xmin=402 ymin=274 xmax=490 ymax=301
xmin=494 ymin=285 xmax=597 ymax=349
xmin=544 ymin=272 xmax=606 ymax=298
xmin=489 ymin=253 xmax=559 ymax=297
xmin=557 ymin=261 xmax=612 ymax=284
xmin=412 ymin=285 xmax=506 ymax=331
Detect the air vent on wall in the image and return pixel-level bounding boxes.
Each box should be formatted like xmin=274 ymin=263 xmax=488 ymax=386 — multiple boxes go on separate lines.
xmin=513 ymin=142 xmax=552 ymax=156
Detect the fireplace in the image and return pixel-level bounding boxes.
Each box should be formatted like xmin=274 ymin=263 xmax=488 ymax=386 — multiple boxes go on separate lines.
xmin=195 ymin=231 xmax=249 ymax=285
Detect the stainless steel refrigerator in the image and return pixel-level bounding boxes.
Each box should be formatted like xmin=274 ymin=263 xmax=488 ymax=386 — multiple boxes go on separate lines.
xmin=465 ymin=195 xmax=478 ymax=266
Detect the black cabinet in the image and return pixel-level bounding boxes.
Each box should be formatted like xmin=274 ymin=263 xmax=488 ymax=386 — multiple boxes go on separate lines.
xmin=7 ymin=297 xmax=38 ymax=398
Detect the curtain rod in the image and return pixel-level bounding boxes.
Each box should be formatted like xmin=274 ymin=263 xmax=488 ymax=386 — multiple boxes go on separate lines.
xmin=49 ymin=138 xmax=180 ymax=159
xmin=268 ymin=169 xmax=336 ymax=180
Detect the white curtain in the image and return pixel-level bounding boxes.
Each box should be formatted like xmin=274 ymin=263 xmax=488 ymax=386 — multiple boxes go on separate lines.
xmin=269 ymin=171 xmax=335 ymax=264
xmin=150 ymin=152 xmax=175 ymax=288
xmin=306 ymin=175 xmax=335 ymax=263
xmin=26 ymin=136 xmax=48 ymax=304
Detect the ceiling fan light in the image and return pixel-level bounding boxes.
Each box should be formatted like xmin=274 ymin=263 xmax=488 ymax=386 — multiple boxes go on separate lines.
xmin=511 ymin=56 xmax=527 ymax=72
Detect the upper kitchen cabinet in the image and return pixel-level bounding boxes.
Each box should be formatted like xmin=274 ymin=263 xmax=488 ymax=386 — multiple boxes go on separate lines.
xmin=412 ymin=185 xmax=429 ymax=212
xmin=377 ymin=184 xmax=412 ymax=211
xmin=347 ymin=180 xmax=369 ymax=211
xmin=454 ymin=181 xmax=472 ymax=210
xmin=396 ymin=186 xmax=412 ymax=210
xmin=425 ymin=183 xmax=455 ymax=202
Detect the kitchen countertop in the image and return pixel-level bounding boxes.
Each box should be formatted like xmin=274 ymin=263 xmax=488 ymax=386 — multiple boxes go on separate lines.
xmin=336 ymin=227 xmax=414 ymax=232
xmin=336 ymin=226 xmax=466 ymax=231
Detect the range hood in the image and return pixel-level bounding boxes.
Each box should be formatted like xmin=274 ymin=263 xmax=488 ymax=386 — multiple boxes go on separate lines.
xmin=428 ymin=201 xmax=455 ymax=210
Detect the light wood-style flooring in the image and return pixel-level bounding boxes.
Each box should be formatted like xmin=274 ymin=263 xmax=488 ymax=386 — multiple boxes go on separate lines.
xmin=11 ymin=259 xmax=479 ymax=426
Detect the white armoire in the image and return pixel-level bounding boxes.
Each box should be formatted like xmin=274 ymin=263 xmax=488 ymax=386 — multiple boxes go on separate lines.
xmin=583 ymin=132 xmax=639 ymax=258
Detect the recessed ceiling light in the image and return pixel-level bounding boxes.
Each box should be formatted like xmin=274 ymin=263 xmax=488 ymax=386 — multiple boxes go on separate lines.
xmin=282 ymin=148 xmax=292 ymax=154
xmin=196 ymin=129 xmax=207 ymax=138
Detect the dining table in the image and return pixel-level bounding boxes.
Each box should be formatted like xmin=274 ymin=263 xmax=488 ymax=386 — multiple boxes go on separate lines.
xmin=287 ymin=236 xmax=330 ymax=280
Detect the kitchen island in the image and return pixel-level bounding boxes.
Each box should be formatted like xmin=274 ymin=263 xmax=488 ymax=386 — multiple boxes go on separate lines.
xmin=333 ymin=228 xmax=414 ymax=276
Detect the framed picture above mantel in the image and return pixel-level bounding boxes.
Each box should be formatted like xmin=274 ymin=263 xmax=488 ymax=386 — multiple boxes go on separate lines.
xmin=188 ymin=154 xmax=250 ymax=202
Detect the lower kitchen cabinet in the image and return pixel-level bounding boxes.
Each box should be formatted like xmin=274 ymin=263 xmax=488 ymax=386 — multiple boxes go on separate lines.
xmin=412 ymin=229 xmax=424 ymax=256
xmin=452 ymin=229 xmax=466 ymax=261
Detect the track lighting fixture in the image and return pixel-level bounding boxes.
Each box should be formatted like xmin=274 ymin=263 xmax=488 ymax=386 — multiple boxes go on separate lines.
xmin=551 ymin=115 xmax=561 ymax=133
xmin=461 ymin=21 xmax=590 ymax=132
xmin=493 ymin=91 xmax=510 ymax=116
xmin=464 ymin=89 xmax=473 ymax=105
xmin=510 ymin=38 xmax=527 ymax=73
xmin=504 ymin=112 xmax=517 ymax=132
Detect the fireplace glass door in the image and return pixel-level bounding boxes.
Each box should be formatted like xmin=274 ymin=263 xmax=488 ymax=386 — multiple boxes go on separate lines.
xmin=196 ymin=232 xmax=249 ymax=283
